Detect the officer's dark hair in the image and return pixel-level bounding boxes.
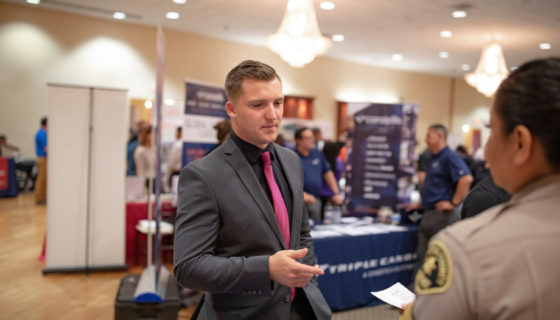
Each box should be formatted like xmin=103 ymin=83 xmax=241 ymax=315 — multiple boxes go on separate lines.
xmin=40 ymin=117 xmax=47 ymax=127
xmin=428 ymin=124 xmax=447 ymax=140
xmin=294 ymin=127 xmax=311 ymax=140
xmin=493 ymin=57 xmax=560 ymax=170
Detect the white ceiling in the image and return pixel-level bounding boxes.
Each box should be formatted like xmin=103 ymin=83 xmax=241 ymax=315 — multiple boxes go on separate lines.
xmin=8 ymin=0 xmax=560 ymax=77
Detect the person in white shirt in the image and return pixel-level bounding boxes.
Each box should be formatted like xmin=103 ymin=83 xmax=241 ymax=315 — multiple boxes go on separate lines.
xmin=165 ymin=126 xmax=183 ymax=191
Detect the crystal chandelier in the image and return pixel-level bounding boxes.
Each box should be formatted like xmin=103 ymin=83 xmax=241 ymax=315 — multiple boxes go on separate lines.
xmin=267 ymin=0 xmax=332 ymax=68
xmin=465 ymin=43 xmax=509 ymax=97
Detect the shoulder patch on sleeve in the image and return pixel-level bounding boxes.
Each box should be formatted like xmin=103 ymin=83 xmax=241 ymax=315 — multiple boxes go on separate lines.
xmin=415 ymin=240 xmax=453 ymax=295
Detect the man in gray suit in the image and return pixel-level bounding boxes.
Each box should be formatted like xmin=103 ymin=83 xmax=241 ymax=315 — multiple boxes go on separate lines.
xmin=174 ymin=60 xmax=331 ymax=319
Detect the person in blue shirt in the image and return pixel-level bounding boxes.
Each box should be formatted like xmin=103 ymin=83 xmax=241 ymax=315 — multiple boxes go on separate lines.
xmin=34 ymin=117 xmax=48 ymax=204
xmin=126 ymin=120 xmax=147 ymax=176
xmin=294 ymin=127 xmax=342 ymax=222
xmin=408 ymin=124 xmax=473 ymax=277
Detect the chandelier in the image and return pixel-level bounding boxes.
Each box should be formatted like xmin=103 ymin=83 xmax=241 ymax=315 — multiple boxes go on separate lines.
xmin=465 ymin=43 xmax=509 ymax=97
xmin=267 ymin=0 xmax=331 ymax=68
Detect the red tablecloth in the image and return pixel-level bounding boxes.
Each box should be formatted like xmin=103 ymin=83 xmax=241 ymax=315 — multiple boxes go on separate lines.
xmin=125 ymin=201 xmax=176 ymax=265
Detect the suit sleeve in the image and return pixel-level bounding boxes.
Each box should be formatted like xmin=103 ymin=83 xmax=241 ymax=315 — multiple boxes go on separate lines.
xmin=173 ymin=164 xmax=272 ymax=295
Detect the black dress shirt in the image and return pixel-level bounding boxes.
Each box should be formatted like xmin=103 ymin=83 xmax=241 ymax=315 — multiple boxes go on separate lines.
xmin=230 ymin=131 xmax=294 ymax=225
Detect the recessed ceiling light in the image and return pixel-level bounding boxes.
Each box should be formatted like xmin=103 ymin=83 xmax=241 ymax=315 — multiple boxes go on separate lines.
xmin=440 ymin=30 xmax=452 ymax=38
xmin=510 ymin=66 xmax=518 ymax=72
xmin=462 ymin=124 xmax=470 ymax=133
xmin=164 ymin=98 xmax=175 ymax=105
xmin=113 ymin=12 xmax=126 ymax=20
xmin=439 ymin=52 xmax=449 ymax=59
xmin=452 ymin=11 xmax=466 ymax=18
xmin=392 ymin=54 xmax=403 ymax=62
xmin=320 ymin=2 xmax=335 ymax=10
xmin=173 ymin=0 xmax=187 ymax=4
xmin=539 ymin=43 xmax=551 ymax=50
xmin=332 ymin=34 xmax=344 ymax=42
xmin=26 ymin=0 xmax=40 ymax=4
xmin=144 ymin=100 xmax=153 ymax=109
xmin=461 ymin=64 xmax=470 ymax=71
xmin=166 ymin=12 xmax=180 ymax=19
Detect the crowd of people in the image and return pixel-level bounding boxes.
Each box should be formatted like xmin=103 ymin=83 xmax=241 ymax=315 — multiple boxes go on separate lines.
xmin=3 ymin=56 xmax=558 ymax=320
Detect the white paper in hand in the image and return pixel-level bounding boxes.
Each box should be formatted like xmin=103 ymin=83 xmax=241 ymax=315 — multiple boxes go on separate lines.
xmin=371 ymin=282 xmax=415 ymax=309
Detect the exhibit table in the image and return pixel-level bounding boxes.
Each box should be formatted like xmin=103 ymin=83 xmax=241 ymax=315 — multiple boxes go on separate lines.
xmin=126 ymin=198 xmax=177 ymax=265
xmin=312 ymin=222 xmax=418 ymax=311
xmin=0 ymin=157 xmax=18 ymax=198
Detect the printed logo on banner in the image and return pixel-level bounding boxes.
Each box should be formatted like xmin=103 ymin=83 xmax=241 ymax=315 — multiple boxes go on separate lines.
xmin=184 ymin=81 xmax=228 ymax=118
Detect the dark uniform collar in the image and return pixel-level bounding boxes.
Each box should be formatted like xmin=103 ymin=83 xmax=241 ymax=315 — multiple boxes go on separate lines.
xmin=230 ymin=130 xmax=275 ymax=165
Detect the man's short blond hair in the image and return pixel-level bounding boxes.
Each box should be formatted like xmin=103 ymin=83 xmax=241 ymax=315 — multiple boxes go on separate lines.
xmin=225 ymin=60 xmax=281 ymax=102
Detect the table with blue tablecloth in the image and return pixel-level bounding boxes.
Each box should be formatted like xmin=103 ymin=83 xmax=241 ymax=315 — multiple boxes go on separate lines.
xmin=312 ymin=223 xmax=418 ymax=311
xmin=0 ymin=157 xmax=18 ymax=198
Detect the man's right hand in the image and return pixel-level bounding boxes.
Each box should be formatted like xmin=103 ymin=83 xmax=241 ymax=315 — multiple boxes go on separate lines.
xmin=269 ymin=248 xmax=324 ymax=287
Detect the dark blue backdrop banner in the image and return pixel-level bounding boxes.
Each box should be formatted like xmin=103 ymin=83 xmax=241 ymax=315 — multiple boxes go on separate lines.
xmin=346 ymin=103 xmax=418 ymax=216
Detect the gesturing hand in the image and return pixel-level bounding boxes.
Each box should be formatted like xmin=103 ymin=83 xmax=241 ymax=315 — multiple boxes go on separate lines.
xmin=269 ymin=248 xmax=324 ymax=288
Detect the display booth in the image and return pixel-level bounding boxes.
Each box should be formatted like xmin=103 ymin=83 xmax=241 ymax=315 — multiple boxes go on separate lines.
xmin=43 ymin=84 xmax=128 ymax=273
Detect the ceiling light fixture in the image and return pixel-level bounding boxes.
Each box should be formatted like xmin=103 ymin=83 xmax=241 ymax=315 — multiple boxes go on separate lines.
xmin=461 ymin=64 xmax=470 ymax=71
xmin=440 ymin=30 xmax=452 ymax=38
xmin=392 ymin=54 xmax=403 ymax=62
xmin=26 ymin=0 xmax=40 ymax=4
xmin=439 ymin=51 xmax=449 ymax=59
xmin=173 ymin=0 xmax=187 ymax=4
xmin=320 ymin=1 xmax=335 ymax=10
xmin=166 ymin=12 xmax=180 ymax=19
xmin=144 ymin=100 xmax=153 ymax=109
xmin=113 ymin=12 xmax=126 ymax=20
xmin=452 ymin=11 xmax=466 ymax=18
xmin=332 ymin=34 xmax=344 ymax=42
xmin=465 ymin=43 xmax=509 ymax=97
xmin=267 ymin=0 xmax=332 ymax=68
xmin=539 ymin=43 xmax=551 ymax=50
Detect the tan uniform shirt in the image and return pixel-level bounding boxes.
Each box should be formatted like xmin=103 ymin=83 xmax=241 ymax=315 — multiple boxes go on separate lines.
xmin=403 ymin=174 xmax=560 ymax=320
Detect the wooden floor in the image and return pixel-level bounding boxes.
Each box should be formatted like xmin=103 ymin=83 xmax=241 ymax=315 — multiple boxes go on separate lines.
xmin=0 ymin=192 xmax=194 ymax=319
xmin=0 ymin=192 xmax=399 ymax=320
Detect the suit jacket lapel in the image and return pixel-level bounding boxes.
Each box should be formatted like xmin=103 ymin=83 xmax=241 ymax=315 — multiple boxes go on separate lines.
xmin=273 ymin=144 xmax=303 ymax=249
xmin=223 ymin=138 xmax=286 ymax=249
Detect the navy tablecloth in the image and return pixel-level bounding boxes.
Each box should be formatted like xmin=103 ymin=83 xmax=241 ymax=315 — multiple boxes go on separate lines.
xmin=313 ymin=226 xmax=418 ymax=311
xmin=0 ymin=157 xmax=18 ymax=198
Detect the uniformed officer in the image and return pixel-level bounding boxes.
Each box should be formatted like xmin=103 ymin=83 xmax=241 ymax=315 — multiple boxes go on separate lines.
xmin=401 ymin=57 xmax=560 ymax=319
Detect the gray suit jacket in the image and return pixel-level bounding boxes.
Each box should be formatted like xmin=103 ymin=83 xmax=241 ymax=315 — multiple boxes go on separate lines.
xmin=174 ymin=137 xmax=331 ymax=320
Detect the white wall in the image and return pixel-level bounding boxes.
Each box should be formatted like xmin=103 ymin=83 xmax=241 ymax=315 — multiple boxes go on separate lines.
xmin=1 ymin=2 xmax=466 ymax=158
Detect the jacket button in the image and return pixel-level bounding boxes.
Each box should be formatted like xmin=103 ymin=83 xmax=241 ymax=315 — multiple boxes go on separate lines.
xmin=284 ymin=294 xmax=291 ymax=303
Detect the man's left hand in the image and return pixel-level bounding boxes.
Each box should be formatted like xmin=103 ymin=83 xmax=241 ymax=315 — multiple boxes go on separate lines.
xmin=435 ymin=200 xmax=454 ymax=212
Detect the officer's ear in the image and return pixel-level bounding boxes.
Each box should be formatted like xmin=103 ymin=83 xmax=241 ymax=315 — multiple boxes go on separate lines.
xmin=511 ymin=124 xmax=533 ymax=167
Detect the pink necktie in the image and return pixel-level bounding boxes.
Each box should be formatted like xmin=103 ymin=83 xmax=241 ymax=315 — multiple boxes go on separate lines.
xmin=261 ymin=151 xmax=295 ymax=301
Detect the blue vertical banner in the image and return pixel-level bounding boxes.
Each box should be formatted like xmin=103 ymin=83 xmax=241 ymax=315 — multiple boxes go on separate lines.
xmin=182 ymin=81 xmax=229 ymax=167
xmin=346 ymin=103 xmax=418 ymax=216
